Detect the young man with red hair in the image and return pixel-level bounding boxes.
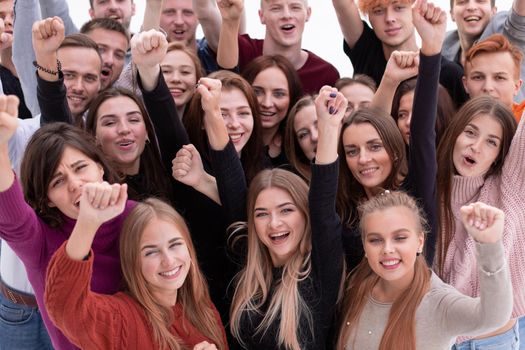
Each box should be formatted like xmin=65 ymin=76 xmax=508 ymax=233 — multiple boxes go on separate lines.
xmin=463 ymin=33 xmax=525 ymax=121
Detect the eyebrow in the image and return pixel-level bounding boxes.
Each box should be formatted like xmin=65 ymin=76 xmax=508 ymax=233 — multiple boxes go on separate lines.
xmin=344 ymin=138 xmax=382 ymax=147
xmin=254 ymin=202 xmax=295 ymax=212
xmin=50 ymin=160 xmax=86 ymax=181
xmin=466 ymin=123 xmax=502 ymax=140
xmin=99 ymin=111 xmax=142 ymax=120
xmin=141 ymin=237 xmax=182 ymax=251
xmin=366 ymin=228 xmax=412 ymax=237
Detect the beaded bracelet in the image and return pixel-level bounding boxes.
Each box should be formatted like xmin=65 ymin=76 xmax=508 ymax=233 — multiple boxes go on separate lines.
xmin=33 ymin=59 xmax=62 ymax=76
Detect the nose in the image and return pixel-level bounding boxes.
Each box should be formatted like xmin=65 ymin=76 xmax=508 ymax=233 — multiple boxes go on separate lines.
xmin=169 ymin=70 xmax=181 ymax=83
xmin=3 ymin=13 xmax=13 ymax=28
xmin=310 ymin=127 xmax=318 ymax=143
xmin=385 ymin=7 xmax=396 ymax=23
xmin=160 ymin=251 xmax=175 ymax=267
xmin=108 ymin=0 xmax=118 ymax=10
xmin=70 ymin=77 xmax=84 ymax=93
xmin=358 ymin=149 xmax=370 ymax=164
xmin=481 ymin=78 xmax=495 ymax=94
xmin=269 ymin=213 xmax=282 ymax=229
xmin=68 ymin=174 xmax=83 ymax=193
xmin=470 ymin=137 xmax=483 ymax=153
xmin=282 ymin=5 xmax=292 ymax=18
xmin=260 ymin=93 xmax=272 ymax=108
xmin=117 ymin=120 xmax=131 ymax=134
xmin=382 ymin=240 xmax=395 ymax=254
xmin=466 ymin=0 xmax=476 ymax=10
xmin=227 ymin=115 xmax=241 ymax=129
xmin=174 ymin=11 xmax=184 ymax=25
xmin=405 ymin=113 xmax=412 ymax=129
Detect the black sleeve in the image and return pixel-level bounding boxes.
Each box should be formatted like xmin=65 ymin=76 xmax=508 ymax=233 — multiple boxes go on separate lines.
xmin=37 ymin=72 xmax=74 ymax=125
xmin=405 ymin=53 xmax=440 ymax=265
xmin=343 ymin=21 xmax=386 ymax=87
xmin=309 ymin=160 xmax=344 ymax=289
xmin=439 ymin=57 xmax=468 ymax=108
xmin=137 ymin=70 xmax=190 ymax=170
xmin=209 ymin=141 xmax=248 ymax=224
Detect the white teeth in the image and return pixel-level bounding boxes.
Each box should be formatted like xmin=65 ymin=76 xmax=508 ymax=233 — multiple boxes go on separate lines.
xmin=270 ymin=232 xmax=289 ymax=238
xmin=229 ymin=134 xmax=242 ymax=141
xmin=360 ymin=168 xmax=377 ymax=175
xmin=160 ymin=266 xmax=180 ymax=277
xmin=382 ymin=260 xmax=400 ymax=266
xmin=118 ymin=140 xmax=134 ymax=146
xmin=69 ymin=96 xmax=83 ymax=102
xmin=261 ymin=111 xmax=276 ymax=116
xmin=465 ymin=16 xmax=480 ymax=21
xmin=282 ymin=24 xmax=294 ymax=30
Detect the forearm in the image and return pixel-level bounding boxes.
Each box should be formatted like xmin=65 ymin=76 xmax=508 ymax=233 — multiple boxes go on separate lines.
xmin=193 ymin=0 xmax=222 ymax=51
xmin=204 ymin=111 xmax=230 ymax=150
xmin=142 ymin=0 xmax=163 ymax=31
xmin=217 ymin=19 xmax=240 ymax=69
xmin=370 ymin=75 xmax=400 ymax=114
xmin=136 ymin=64 xmax=160 ymax=92
xmin=12 ymin=0 xmax=40 ymax=116
xmin=65 ymin=217 xmax=101 ymax=261
xmin=0 ymin=145 xmax=14 ymax=192
xmin=39 ymin=0 xmax=78 ymax=34
xmin=194 ymin=173 xmax=221 ymax=204
xmin=332 ymin=0 xmax=364 ymax=49
xmin=315 ymin=124 xmax=340 ymax=164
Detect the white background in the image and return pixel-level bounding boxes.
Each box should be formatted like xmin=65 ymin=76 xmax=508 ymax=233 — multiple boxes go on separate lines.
xmin=65 ymin=0 xmax=514 ymax=76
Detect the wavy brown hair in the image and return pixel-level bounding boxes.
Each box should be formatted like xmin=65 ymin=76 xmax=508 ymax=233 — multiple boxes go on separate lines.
xmin=337 ymin=108 xmax=407 ymax=228
xmin=183 ymin=70 xmax=265 ymax=182
xmin=229 ymin=169 xmax=313 ymax=350
xmin=436 ymin=96 xmax=516 ymax=275
xmin=20 ymin=123 xmax=120 ymax=228
xmin=337 ymin=191 xmax=431 ymax=350
xmin=120 ymin=198 xmax=226 ymax=350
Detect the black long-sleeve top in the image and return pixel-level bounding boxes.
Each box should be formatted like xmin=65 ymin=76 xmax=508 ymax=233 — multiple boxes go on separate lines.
xmin=210 ymin=142 xmax=344 ymax=349
xmin=343 ymin=53 xmax=440 ymax=270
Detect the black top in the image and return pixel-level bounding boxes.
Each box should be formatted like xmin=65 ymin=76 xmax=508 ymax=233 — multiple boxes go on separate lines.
xmin=343 ymin=21 xmax=468 ymax=108
xmin=211 ymin=143 xmax=344 ymax=350
xmin=342 ymin=53 xmax=440 ymax=269
xmin=36 ymin=72 xmax=73 ymax=125
xmin=0 ymin=65 xmax=32 ymax=119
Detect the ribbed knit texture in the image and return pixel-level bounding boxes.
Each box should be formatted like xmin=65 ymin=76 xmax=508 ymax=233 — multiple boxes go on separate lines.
xmin=442 ymin=114 xmax=525 ymax=328
xmin=45 ymin=243 xmax=226 ymax=350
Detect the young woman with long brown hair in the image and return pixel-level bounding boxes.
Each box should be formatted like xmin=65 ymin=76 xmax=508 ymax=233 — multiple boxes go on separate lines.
xmin=45 ymin=198 xmax=227 ymax=350
xmin=436 ymin=95 xmax=525 ymax=347
xmin=336 ymin=192 xmax=512 ymax=350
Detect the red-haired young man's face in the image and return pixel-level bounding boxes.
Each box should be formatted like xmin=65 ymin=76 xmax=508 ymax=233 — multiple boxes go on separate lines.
xmin=450 ymin=0 xmax=496 ymax=41
xmin=463 ymin=51 xmax=522 ymax=108
xmin=368 ymin=0 xmax=415 ymax=50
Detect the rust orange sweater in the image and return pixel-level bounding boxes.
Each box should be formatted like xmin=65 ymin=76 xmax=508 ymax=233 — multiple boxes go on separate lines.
xmin=45 ymin=243 xmax=227 ymax=350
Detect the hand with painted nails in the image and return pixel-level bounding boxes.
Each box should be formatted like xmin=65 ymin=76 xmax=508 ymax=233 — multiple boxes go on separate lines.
xmin=412 ymin=0 xmax=447 ymax=56
xmin=0 ymin=95 xmax=19 ymax=147
xmin=460 ymin=202 xmax=504 ymax=244
xmin=196 ymin=77 xmax=222 ymax=118
xmin=78 ymin=182 xmax=128 ymax=227
xmin=131 ymin=29 xmax=169 ymax=69
xmin=218 ymin=0 xmax=244 ymax=22
xmin=315 ymin=86 xmax=348 ymax=127
xmin=384 ymin=50 xmax=419 ymax=84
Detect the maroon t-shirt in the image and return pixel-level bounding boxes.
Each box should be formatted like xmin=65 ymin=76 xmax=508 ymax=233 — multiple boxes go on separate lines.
xmin=238 ymin=34 xmax=340 ymax=95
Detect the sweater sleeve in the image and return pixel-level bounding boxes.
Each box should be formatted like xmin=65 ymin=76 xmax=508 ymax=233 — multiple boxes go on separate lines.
xmin=309 ymin=160 xmax=344 ymax=289
xmin=37 ymin=72 xmax=74 ymax=125
xmin=209 ymin=141 xmax=248 ymax=224
xmin=137 ymin=70 xmax=189 ymax=170
xmin=0 ymin=178 xmax=47 ymax=269
xmin=404 ymin=53 xmax=440 ymax=265
xmin=45 ymin=243 xmax=126 ymax=349
xmin=502 ymin=106 xmax=525 ymax=193
xmin=438 ymin=241 xmax=513 ymax=337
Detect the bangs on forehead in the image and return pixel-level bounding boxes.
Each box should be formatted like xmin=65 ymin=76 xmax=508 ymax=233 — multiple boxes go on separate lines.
xmin=359 ymin=0 xmax=413 ymax=14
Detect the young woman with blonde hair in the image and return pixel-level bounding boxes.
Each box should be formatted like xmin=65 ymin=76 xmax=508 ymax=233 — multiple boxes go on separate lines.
xmin=45 ymin=198 xmax=227 ymax=350
xmin=337 ymin=192 xmax=512 ymax=349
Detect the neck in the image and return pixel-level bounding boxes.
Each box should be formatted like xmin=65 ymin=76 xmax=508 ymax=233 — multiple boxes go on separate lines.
xmin=120 ymin=160 xmax=140 ymax=176
xmin=262 ymin=36 xmax=308 ymax=70
xmin=381 ymin=34 xmax=417 ymax=62
xmin=176 ymin=104 xmax=186 ymax=121
xmin=0 ymin=48 xmax=17 ymax=77
xmin=457 ymin=33 xmax=479 ymax=67
xmin=372 ymin=274 xmax=412 ymax=302
xmin=154 ymin=289 xmax=178 ymax=307
xmin=262 ymin=125 xmax=279 ymax=146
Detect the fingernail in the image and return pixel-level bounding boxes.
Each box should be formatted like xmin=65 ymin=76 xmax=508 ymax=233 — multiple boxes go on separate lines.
xmin=329 ymin=92 xmax=337 ymax=98
xmin=195 ymin=83 xmax=200 ymax=89
xmin=329 ymin=106 xmax=335 ymax=114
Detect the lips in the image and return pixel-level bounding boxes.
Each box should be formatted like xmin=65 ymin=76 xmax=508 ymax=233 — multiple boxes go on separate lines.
xmin=269 ymin=231 xmax=290 ymax=243
xmin=169 ymin=88 xmax=185 ymax=98
xmin=380 ymin=259 xmax=401 ymax=269
xmin=159 ymin=266 xmax=182 ymax=278
xmin=463 ymin=154 xmax=477 ymax=165
xmin=280 ymin=24 xmax=295 ymax=32
xmin=385 ymin=27 xmax=401 ymax=36
xmin=67 ymin=95 xmax=86 ymax=105
xmin=229 ymin=133 xmax=243 ymax=143
xmin=359 ymin=167 xmax=379 ymax=176
xmin=117 ymin=139 xmax=135 ymax=150
xmin=464 ymin=15 xmax=481 ymax=22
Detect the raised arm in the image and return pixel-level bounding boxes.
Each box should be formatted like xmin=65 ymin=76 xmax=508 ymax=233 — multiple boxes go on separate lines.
xmin=0 ymin=95 xmax=19 ymax=191
xmin=332 ymin=0 xmax=364 ymax=49
xmin=310 ymin=86 xmax=346 ymax=282
xmin=142 ymin=0 xmax=163 ymax=31
xmin=216 ymin=0 xmax=243 ymax=69
xmin=39 ymin=0 xmax=78 ymax=35
xmin=32 ymin=17 xmax=73 ymax=125
xmin=407 ymin=0 xmax=445 ymax=264
xmin=371 ymin=50 xmax=419 ymax=113
xmin=193 ymin=0 xmax=222 ymax=52
xmin=132 ymin=29 xmax=190 ymax=168
xmin=442 ymin=203 xmax=512 ymax=336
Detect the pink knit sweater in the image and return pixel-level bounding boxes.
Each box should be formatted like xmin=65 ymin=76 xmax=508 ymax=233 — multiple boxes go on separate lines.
xmin=442 ymin=114 xmax=525 ymax=320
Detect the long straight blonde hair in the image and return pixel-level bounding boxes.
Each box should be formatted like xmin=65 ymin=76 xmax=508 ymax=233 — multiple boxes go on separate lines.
xmin=337 ymin=191 xmax=431 ymax=350
xmin=120 ymin=198 xmax=226 ymax=350
xmin=229 ymin=169 xmax=313 ymax=350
